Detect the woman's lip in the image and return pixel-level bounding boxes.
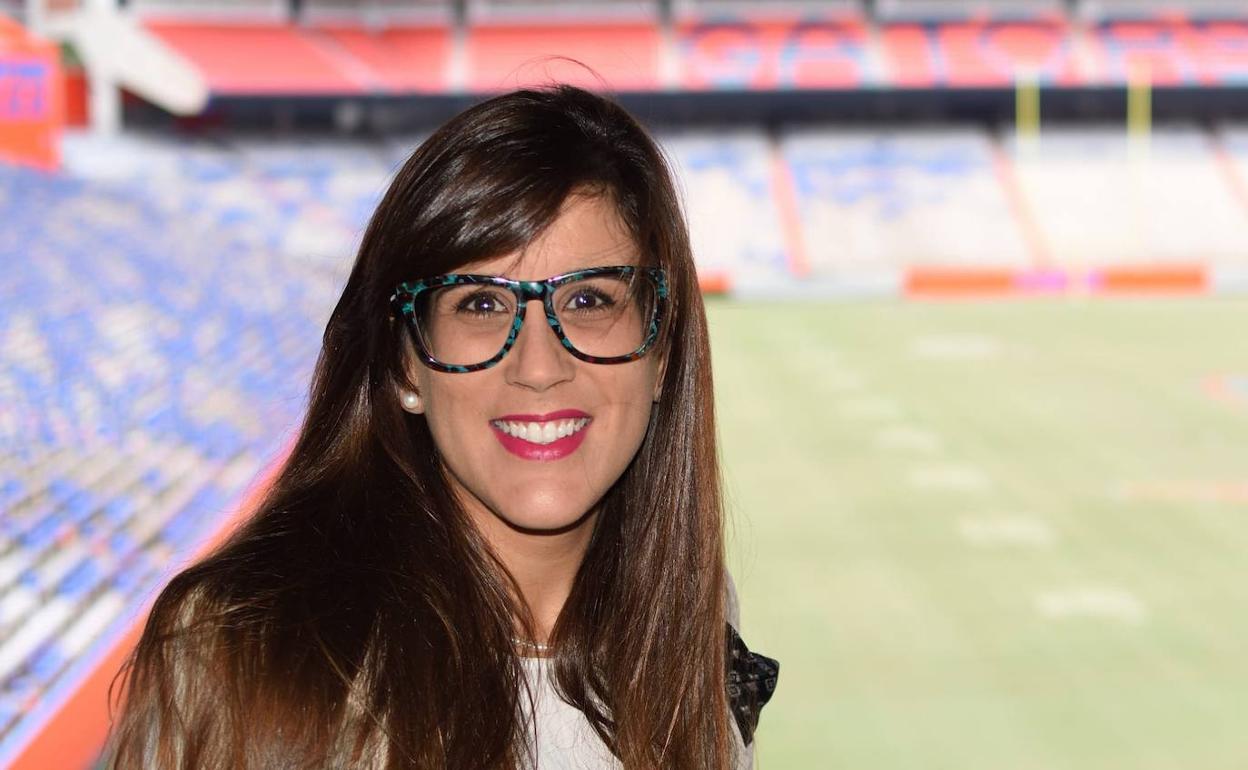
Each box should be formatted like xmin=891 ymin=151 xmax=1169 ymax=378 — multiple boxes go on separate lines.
xmin=490 ymin=419 xmax=590 ymax=462
xmin=494 ymin=409 xmax=590 ymax=422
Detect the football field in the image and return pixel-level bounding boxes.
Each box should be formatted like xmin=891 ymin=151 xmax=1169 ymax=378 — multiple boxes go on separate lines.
xmin=710 ymin=298 xmax=1248 ymax=769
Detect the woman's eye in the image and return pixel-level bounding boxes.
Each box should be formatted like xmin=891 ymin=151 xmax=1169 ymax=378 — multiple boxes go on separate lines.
xmin=567 ymin=290 xmax=613 ymax=312
xmin=457 ymin=291 xmax=509 ymax=315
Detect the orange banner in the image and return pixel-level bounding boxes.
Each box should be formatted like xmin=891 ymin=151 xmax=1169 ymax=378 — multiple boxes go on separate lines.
xmin=0 ymin=17 xmax=61 ymax=170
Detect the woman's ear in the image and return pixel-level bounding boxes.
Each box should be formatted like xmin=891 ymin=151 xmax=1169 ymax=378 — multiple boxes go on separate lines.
xmin=399 ymin=388 xmax=424 ymax=414
xmin=397 ymin=340 xmax=428 ymax=414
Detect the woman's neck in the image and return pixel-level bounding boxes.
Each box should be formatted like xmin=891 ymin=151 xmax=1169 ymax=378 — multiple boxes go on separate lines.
xmin=466 ymin=503 xmax=598 ymax=646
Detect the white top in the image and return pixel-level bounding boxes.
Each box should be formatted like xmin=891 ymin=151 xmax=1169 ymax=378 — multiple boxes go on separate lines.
xmin=515 ymin=575 xmax=754 ymax=769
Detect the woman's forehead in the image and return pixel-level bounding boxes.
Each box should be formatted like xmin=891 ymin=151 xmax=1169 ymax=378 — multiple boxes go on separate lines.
xmin=460 ymin=194 xmax=642 ymax=279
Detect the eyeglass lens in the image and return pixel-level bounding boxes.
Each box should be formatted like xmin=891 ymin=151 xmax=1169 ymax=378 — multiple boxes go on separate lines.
xmin=412 ymin=273 xmax=657 ymax=367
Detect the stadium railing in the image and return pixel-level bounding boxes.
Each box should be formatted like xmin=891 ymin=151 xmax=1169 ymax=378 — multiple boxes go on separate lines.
xmin=299 ymin=0 xmax=453 ymax=27
xmin=874 ymin=0 xmax=1068 ymax=23
xmin=1077 ymin=0 xmax=1248 ymax=22
xmin=672 ymin=0 xmax=864 ymax=22
xmin=466 ymin=0 xmax=657 ymax=24
xmin=127 ymin=0 xmax=287 ymax=22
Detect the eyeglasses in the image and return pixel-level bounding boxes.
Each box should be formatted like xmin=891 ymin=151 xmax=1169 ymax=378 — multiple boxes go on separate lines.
xmin=390 ymin=266 xmax=668 ymax=373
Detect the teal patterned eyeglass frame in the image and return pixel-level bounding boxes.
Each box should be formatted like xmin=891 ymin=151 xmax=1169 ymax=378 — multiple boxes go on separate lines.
xmin=389 ymin=266 xmax=669 ymax=373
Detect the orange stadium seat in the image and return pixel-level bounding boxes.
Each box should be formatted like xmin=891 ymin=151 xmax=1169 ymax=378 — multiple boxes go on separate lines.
xmin=879 ymin=24 xmax=937 ymax=86
xmin=313 ymin=25 xmax=451 ymax=92
xmin=1088 ymin=18 xmax=1248 ymax=85
xmin=938 ymin=21 xmax=1080 ymax=86
xmin=144 ymin=22 xmax=367 ymax=94
xmin=676 ymin=18 xmax=871 ymax=91
xmin=465 ymin=23 xmax=662 ymax=93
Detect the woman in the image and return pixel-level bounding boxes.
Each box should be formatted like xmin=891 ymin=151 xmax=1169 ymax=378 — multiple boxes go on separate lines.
xmin=104 ymin=84 xmax=777 ymax=769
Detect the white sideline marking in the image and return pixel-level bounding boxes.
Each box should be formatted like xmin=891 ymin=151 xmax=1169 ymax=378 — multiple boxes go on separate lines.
xmin=957 ymin=516 xmax=1056 ymax=547
xmin=838 ymin=396 xmax=901 ymax=420
xmin=1034 ymin=586 xmax=1148 ymax=624
xmin=912 ymin=333 xmax=1001 ymax=360
xmin=875 ymin=425 xmax=942 ymax=452
xmin=909 ymin=464 xmax=993 ymax=492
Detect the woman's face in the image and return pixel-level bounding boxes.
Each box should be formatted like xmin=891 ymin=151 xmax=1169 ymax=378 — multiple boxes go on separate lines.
xmin=405 ymin=193 xmax=665 ymax=533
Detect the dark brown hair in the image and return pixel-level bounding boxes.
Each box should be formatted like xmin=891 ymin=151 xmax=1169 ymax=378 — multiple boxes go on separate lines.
xmin=103 ymin=84 xmax=732 ymax=769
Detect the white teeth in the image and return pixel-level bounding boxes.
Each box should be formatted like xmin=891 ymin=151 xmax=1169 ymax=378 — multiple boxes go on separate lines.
xmin=494 ymin=417 xmax=590 ymax=446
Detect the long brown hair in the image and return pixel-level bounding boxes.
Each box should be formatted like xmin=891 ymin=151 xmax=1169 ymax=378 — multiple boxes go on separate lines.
xmin=103 ymin=84 xmax=732 ymax=769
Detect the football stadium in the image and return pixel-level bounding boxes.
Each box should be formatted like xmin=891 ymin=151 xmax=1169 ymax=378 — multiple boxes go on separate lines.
xmin=2 ymin=0 xmax=1248 ymax=767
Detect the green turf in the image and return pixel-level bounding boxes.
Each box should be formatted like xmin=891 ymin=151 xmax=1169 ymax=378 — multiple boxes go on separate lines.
xmin=710 ymin=298 xmax=1248 ymax=770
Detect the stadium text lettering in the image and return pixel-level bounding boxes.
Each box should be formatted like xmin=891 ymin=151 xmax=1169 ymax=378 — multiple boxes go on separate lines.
xmin=0 ymin=61 xmax=47 ymax=121
xmin=675 ymin=19 xmax=1248 ymax=89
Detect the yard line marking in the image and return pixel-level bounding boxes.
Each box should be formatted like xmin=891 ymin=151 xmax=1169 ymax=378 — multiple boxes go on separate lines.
xmin=837 ymin=396 xmax=901 ymax=420
xmin=874 ymin=425 xmax=943 ymax=453
xmin=1034 ymin=586 xmax=1148 ymax=624
xmin=911 ymin=333 xmax=1001 ymax=360
xmin=788 ymin=341 xmax=840 ymax=362
xmin=908 ymin=464 xmax=993 ymax=492
xmin=957 ymin=515 xmax=1056 ymax=547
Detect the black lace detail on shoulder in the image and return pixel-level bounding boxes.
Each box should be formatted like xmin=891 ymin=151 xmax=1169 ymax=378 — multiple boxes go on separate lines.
xmin=725 ymin=622 xmax=779 ymax=746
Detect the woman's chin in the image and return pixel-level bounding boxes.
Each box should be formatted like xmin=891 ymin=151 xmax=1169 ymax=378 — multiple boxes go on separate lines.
xmin=497 ymin=506 xmax=595 ymax=534
xmin=484 ymin=483 xmax=601 ymax=534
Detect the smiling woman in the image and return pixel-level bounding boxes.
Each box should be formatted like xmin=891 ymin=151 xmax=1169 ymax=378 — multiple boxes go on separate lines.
xmin=395 ymin=196 xmax=666 ymax=537
xmin=102 ymin=85 xmax=777 ymax=770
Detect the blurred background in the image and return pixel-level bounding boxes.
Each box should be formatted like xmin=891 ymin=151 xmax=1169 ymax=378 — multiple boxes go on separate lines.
xmin=2 ymin=0 xmax=1248 ymax=767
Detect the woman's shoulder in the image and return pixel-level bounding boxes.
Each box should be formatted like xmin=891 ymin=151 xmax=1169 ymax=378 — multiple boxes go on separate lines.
xmin=722 ymin=570 xmax=779 ymax=753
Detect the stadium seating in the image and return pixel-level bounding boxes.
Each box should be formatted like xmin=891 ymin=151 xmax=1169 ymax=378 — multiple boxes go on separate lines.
xmin=69 ymin=0 xmax=1239 ymax=96
xmin=663 ymin=131 xmax=792 ymax=287
xmin=0 ymin=145 xmax=346 ymax=765
xmin=59 ymin=132 xmax=408 ymax=266
xmin=780 ymin=129 xmax=1033 ymax=275
xmin=1006 ymin=127 xmax=1248 ymax=266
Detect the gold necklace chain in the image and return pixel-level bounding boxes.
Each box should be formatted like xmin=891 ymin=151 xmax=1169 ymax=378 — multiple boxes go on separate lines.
xmin=510 ymin=636 xmax=552 ymax=652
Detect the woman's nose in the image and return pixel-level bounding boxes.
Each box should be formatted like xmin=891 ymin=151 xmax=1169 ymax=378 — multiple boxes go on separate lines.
xmin=503 ymin=301 xmax=575 ymax=391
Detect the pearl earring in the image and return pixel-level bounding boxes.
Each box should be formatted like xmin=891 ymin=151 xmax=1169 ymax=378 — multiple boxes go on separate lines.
xmin=400 ymin=390 xmax=422 ymax=413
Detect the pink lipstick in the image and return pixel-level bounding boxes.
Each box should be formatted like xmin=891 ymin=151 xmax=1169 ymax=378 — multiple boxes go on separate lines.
xmin=490 ymin=409 xmax=592 ymax=461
